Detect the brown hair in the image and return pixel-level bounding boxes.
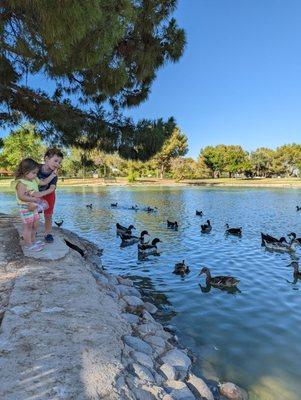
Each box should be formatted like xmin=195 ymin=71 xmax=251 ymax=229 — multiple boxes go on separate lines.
xmin=15 ymin=158 xmax=39 ymax=179
xmin=44 ymin=148 xmax=64 ymax=159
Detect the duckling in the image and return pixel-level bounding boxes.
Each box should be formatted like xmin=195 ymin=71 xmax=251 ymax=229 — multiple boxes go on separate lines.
xmin=116 ymin=223 xmax=136 ymax=236
xmin=288 ymin=232 xmax=301 ymax=245
xmin=225 ymin=223 xmax=242 ymax=236
xmin=120 ymin=230 xmax=149 ymax=246
xmin=199 ymin=267 xmax=239 ymax=288
xmin=54 ymin=220 xmax=64 ymax=227
xmin=167 ymin=220 xmax=178 ymax=230
xmin=86 ymin=203 xmax=93 ymax=209
xmin=138 ymin=238 xmax=162 ymax=256
xmin=196 ymin=210 xmax=203 ymax=216
xmin=261 ymin=233 xmax=287 ymax=245
xmin=201 ymin=220 xmax=212 ymax=233
xmin=111 ymin=202 xmax=118 ymax=207
xmin=296 ymin=206 xmax=301 ymax=211
xmin=263 ymin=238 xmax=295 ymax=253
xmin=173 ymin=260 xmax=190 ymax=275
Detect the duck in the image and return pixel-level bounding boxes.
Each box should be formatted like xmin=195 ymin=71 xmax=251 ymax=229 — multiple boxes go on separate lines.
xmin=144 ymin=206 xmax=157 ymax=213
xmin=199 ymin=267 xmax=239 ymax=288
xmin=173 ymin=260 xmax=190 ymax=276
xmin=116 ymin=223 xmax=136 ymax=236
xmin=167 ymin=220 xmax=178 ymax=230
xmin=196 ymin=210 xmax=203 ymax=216
xmin=286 ymin=261 xmax=301 ymax=284
xmin=86 ymin=203 xmax=93 ymax=209
xmin=263 ymin=238 xmax=295 ymax=253
xmin=201 ymin=220 xmax=212 ymax=233
xmin=120 ymin=230 xmax=149 ymax=246
xmin=261 ymin=233 xmax=287 ymax=245
xmin=111 ymin=202 xmax=118 ymax=207
xmin=138 ymin=238 xmax=162 ymax=256
xmin=54 ymin=220 xmax=63 ymax=227
xmin=288 ymin=232 xmax=301 ymax=245
xmin=225 ymin=223 xmax=242 ymax=236
xmin=296 ymin=206 xmax=301 ymax=211
xmin=130 ymin=205 xmax=139 ymax=210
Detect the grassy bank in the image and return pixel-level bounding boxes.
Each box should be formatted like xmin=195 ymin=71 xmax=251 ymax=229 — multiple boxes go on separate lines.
xmin=1 ymin=177 xmax=301 ymax=188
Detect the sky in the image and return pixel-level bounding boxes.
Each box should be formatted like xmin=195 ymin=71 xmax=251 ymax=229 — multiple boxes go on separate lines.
xmin=1 ymin=0 xmax=301 ymax=158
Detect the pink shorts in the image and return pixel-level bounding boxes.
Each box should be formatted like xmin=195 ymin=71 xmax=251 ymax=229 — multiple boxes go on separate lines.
xmin=18 ymin=204 xmax=40 ymax=224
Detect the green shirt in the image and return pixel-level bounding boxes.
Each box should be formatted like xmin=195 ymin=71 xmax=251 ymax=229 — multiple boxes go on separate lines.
xmin=15 ymin=178 xmax=40 ymax=204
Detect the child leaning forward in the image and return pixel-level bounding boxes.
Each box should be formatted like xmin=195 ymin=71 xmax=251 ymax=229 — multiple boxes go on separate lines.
xmin=14 ymin=158 xmax=57 ymax=251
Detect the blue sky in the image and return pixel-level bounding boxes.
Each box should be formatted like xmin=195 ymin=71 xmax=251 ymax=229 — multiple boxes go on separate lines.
xmin=1 ymin=0 xmax=301 ymax=158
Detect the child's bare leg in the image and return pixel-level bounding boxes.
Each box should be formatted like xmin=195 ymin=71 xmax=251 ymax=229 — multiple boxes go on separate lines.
xmin=44 ymin=214 xmax=52 ymax=235
xmin=32 ymin=220 xmax=39 ymax=242
xmin=23 ymin=223 xmax=33 ymax=246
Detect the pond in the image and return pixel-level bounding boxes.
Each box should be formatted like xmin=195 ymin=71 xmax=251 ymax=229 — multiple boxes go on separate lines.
xmin=1 ymin=185 xmax=301 ymax=400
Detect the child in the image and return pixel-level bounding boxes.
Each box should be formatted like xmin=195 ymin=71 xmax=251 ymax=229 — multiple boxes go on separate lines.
xmin=15 ymin=158 xmax=57 ymax=251
xmin=38 ymin=148 xmax=63 ymax=242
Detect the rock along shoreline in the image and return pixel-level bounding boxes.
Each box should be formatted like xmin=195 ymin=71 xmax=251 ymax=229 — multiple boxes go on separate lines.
xmin=0 ymin=213 xmax=247 ymax=400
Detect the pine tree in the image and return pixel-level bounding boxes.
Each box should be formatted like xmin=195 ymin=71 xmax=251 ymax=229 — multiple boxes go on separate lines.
xmin=0 ymin=1 xmax=185 ymax=160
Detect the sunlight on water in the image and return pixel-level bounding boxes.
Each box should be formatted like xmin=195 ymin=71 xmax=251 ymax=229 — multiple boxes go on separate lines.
xmin=1 ymin=185 xmax=301 ymax=399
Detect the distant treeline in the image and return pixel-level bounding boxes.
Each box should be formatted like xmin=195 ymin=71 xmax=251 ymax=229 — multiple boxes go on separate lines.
xmin=0 ymin=125 xmax=300 ymax=180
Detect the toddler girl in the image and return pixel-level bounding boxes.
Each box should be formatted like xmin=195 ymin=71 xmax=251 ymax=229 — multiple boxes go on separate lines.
xmin=14 ymin=158 xmax=57 ymax=251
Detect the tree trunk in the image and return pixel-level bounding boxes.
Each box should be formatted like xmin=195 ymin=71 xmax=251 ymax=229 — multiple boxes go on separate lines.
xmin=160 ymin=165 xmax=164 ymax=179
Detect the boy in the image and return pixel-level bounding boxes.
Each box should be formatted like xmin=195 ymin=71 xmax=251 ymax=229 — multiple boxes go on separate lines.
xmin=38 ymin=148 xmax=63 ymax=242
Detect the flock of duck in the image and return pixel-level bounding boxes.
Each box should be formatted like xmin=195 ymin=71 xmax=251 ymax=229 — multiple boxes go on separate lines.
xmin=84 ymin=202 xmax=301 ymax=292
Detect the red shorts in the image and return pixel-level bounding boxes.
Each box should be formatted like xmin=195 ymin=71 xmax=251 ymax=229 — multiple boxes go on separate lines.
xmin=42 ymin=192 xmax=56 ymax=216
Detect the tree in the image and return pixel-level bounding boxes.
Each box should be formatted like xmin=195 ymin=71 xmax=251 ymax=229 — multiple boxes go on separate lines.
xmin=152 ymin=127 xmax=188 ymax=178
xmin=200 ymin=145 xmax=228 ymax=177
xmin=170 ymin=157 xmax=199 ymax=180
xmin=223 ymin=145 xmax=249 ymax=178
xmin=250 ymin=147 xmax=275 ymax=177
xmin=0 ymin=1 xmax=185 ymax=160
xmin=0 ymin=124 xmax=45 ymax=170
xmin=273 ymin=144 xmax=301 ymax=176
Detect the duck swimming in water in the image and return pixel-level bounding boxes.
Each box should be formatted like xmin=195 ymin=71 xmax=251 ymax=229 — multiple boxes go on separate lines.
xmin=167 ymin=220 xmax=178 ymax=230
xmin=138 ymin=238 xmax=161 ymax=256
xmin=225 ymin=224 xmax=242 ymax=236
xmin=261 ymin=233 xmax=287 ymax=246
xmin=120 ymin=230 xmax=149 ymax=247
xmin=199 ymin=267 xmax=239 ymax=288
xmin=201 ymin=220 xmax=212 ymax=233
xmin=173 ymin=260 xmax=190 ymax=276
xmin=116 ymin=223 xmax=135 ymax=237
xmin=54 ymin=220 xmax=63 ymax=227
xmin=288 ymin=232 xmax=301 ymax=246
xmin=111 ymin=202 xmax=118 ymax=207
xmin=144 ymin=206 xmax=157 ymax=213
xmin=196 ymin=210 xmax=203 ymax=216
xmin=296 ymin=206 xmax=301 ymax=211
xmin=263 ymin=238 xmax=295 ymax=253
xmin=86 ymin=203 xmax=93 ymax=209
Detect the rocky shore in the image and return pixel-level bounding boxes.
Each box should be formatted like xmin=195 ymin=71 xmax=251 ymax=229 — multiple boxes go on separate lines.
xmin=0 ymin=213 xmax=247 ymax=400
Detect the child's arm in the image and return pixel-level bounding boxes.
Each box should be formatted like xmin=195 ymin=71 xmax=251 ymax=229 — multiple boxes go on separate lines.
xmin=16 ymin=183 xmax=38 ymax=203
xmin=31 ymin=185 xmax=55 ymax=198
xmin=38 ymin=170 xmax=57 ymax=186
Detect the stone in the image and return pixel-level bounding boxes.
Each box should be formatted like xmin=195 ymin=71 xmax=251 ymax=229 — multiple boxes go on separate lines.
xmin=164 ymin=324 xmax=177 ymax=333
xmin=159 ymin=363 xmax=176 ymax=380
xmin=175 ymin=366 xmax=189 ymax=381
xmin=91 ymin=271 xmax=109 ymax=286
xmin=164 ymin=380 xmax=196 ymax=400
xmin=117 ymin=276 xmax=134 ymax=286
xmin=40 ymin=307 xmax=64 ymax=313
xmin=121 ymin=313 xmax=140 ymax=324
xmin=130 ymin=351 xmax=154 ymax=369
xmin=107 ymin=275 xmax=118 ymax=285
xmin=143 ymin=302 xmax=158 ymax=314
xmin=136 ymin=322 xmax=162 ymax=337
xmin=118 ymin=285 xmax=141 ymax=298
xmin=186 ymin=374 xmax=214 ymax=400
xmin=123 ymin=295 xmax=144 ymax=308
xmin=123 ymin=335 xmax=153 ymax=355
xmin=142 ymin=310 xmax=155 ymax=322
xmin=126 ymin=375 xmax=156 ymax=400
xmin=144 ymin=334 xmax=166 ymax=349
xmin=219 ymin=382 xmax=248 ymax=400
xmin=161 ymin=349 xmax=191 ymax=371
xmin=115 ymin=375 xmax=126 ymax=390
xmin=129 ymin=363 xmax=155 ymax=382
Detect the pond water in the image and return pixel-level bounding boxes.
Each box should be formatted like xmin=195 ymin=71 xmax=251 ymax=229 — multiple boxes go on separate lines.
xmin=1 ymin=185 xmax=301 ymax=400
